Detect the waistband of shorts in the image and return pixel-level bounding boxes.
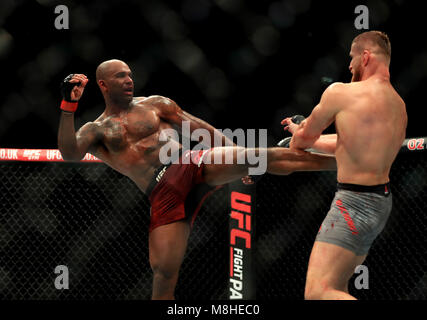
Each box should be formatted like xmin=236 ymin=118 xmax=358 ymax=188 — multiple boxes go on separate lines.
xmin=337 ymin=181 xmax=391 ymax=196
xmin=146 ymin=148 xmax=184 ymax=197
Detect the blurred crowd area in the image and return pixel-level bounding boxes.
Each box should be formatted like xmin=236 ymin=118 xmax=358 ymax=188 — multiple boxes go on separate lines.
xmin=0 ymin=0 xmax=426 ymax=149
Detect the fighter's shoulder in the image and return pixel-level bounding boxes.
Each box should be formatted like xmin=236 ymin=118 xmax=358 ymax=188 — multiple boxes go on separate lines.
xmin=136 ymin=95 xmax=178 ymax=107
xmin=76 ymin=120 xmax=103 ymax=140
xmin=323 ymin=82 xmax=350 ymax=95
xmin=320 ymin=82 xmax=349 ymax=104
xmin=87 ymin=113 xmax=115 ymax=132
xmin=136 ymin=95 xmax=181 ymax=115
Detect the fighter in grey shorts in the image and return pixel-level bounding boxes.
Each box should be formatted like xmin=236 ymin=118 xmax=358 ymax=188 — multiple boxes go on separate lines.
xmin=315 ymin=182 xmax=392 ymax=256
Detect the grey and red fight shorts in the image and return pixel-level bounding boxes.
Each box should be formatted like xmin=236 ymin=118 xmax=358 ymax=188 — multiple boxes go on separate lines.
xmin=146 ymin=149 xmax=221 ymax=233
xmin=315 ymin=182 xmax=392 ymax=255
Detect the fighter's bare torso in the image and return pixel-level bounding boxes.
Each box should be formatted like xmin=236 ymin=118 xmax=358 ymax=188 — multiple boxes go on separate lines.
xmin=334 ymin=78 xmax=407 ymax=185
xmin=82 ymin=95 xmax=182 ymax=192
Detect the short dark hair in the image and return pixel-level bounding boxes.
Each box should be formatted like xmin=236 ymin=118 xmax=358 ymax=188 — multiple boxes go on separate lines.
xmin=352 ymin=31 xmax=391 ymax=59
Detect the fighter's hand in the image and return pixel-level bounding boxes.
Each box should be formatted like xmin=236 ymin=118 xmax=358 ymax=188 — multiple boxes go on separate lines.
xmin=281 ymin=115 xmax=305 ymax=134
xmin=61 ymin=74 xmax=89 ymax=102
xmin=70 ymin=74 xmax=88 ymax=101
xmin=281 ymin=117 xmax=299 ymax=134
xmin=280 ymin=114 xmax=305 ymax=134
xmin=60 ymin=74 xmax=89 ymax=113
xmin=278 ymin=115 xmax=307 ymax=155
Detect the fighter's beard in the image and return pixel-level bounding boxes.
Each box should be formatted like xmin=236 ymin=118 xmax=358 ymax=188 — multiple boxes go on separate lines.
xmin=351 ymin=70 xmax=362 ymax=82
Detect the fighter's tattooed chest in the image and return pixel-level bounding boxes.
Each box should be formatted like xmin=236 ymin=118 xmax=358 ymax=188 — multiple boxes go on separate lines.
xmin=100 ymin=110 xmax=161 ymax=153
xmin=102 ymin=119 xmax=127 ymax=152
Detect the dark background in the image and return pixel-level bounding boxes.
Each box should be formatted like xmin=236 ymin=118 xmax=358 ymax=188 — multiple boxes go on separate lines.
xmin=0 ymin=0 xmax=425 ymax=149
xmin=0 ymin=0 xmax=426 ymax=304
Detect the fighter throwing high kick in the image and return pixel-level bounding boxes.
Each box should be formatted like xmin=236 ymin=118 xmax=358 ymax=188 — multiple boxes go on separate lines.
xmin=58 ymin=59 xmax=336 ymax=299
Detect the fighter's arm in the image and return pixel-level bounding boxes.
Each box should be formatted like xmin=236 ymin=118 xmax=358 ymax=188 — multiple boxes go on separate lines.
xmin=310 ymin=134 xmax=337 ymax=154
xmin=58 ymin=118 xmax=101 ymax=161
xmin=57 ymin=74 xmax=102 ymax=161
xmin=289 ymin=83 xmax=343 ymax=151
xmin=281 ymin=119 xmax=337 ymax=154
xmin=154 ymin=96 xmax=236 ymax=147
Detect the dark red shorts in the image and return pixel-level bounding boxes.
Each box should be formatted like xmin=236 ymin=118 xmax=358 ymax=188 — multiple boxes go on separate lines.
xmin=147 ymin=149 xmax=220 ymax=233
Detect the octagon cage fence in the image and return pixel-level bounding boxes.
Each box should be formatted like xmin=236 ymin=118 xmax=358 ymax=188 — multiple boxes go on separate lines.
xmin=0 ymin=137 xmax=426 ymax=300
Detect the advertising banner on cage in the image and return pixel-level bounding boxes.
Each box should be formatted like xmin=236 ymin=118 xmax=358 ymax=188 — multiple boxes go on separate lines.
xmin=0 ymin=148 xmax=102 ymax=162
xmin=401 ymin=137 xmax=427 ymax=153
xmin=228 ymin=179 xmax=256 ymax=300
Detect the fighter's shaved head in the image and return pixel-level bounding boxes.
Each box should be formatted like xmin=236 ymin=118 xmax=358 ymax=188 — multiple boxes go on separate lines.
xmin=96 ymin=59 xmax=129 ymax=82
xmin=95 ymin=59 xmax=134 ymax=104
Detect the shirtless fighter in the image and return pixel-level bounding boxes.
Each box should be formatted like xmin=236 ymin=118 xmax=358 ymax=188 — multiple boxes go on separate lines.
xmin=58 ymin=59 xmax=336 ymax=299
xmin=282 ymin=31 xmax=407 ymax=299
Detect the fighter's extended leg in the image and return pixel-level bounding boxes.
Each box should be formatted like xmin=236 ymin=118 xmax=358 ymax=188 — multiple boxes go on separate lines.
xmin=201 ymin=146 xmax=250 ymax=186
xmin=149 ymin=221 xmax=190 ymax=300
xmin=267 ymin=150 xmax=336 ymax=175
xmin=202 ymin=146 xmax=336 ymax=185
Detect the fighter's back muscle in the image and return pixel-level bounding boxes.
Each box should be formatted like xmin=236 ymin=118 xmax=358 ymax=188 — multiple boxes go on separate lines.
xmin=334 ymin=80 xmax=406 ymax=183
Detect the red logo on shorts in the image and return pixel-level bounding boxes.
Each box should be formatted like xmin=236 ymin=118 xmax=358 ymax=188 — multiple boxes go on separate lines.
xmin=336 ymin=199 xmax=359 ymax=235
xmin=191 ymin=150 xmax=206 ymax=166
